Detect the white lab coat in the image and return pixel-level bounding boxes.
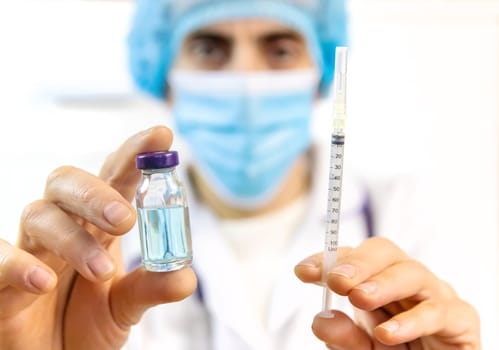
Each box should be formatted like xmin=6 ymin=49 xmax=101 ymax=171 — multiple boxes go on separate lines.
xmin=121 ymin=133 xmax=431 ymax=350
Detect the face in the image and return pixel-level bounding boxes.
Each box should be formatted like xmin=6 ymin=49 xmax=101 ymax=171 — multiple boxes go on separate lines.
xmin=171 ymin=19 xmax=315 ymax=72
xmin=167 ymin=19 xmax=318 ymax=214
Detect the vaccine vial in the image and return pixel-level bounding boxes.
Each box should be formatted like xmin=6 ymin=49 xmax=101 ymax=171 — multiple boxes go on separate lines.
xmin=135 ymin=150 xmax=193 ymax=272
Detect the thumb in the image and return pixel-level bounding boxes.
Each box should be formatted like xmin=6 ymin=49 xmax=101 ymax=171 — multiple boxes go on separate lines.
xmin=99 ymin=126 xmax=174 ymax=202
xmin=109 ymin=267 xmax=197 ymax=329
xmin=312 ymin=310 xmax=373 ymax=349
xmin=312 ymin=310 xmax=407 ymax=350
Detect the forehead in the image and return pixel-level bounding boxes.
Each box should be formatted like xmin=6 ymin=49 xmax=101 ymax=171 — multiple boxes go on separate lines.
xmin=172 ymin=0 xmax=321 ymax=13
xmin=186 ymin=18 xmax=305 ymax=39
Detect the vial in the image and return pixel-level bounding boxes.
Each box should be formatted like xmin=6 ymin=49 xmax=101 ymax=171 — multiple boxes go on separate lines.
xmin=135 ymin=150 xmax=193 ymax=272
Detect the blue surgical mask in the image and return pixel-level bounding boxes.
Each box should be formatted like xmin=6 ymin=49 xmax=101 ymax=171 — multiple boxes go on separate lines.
xmin=169 ymin=69 xmax=319 ymax=209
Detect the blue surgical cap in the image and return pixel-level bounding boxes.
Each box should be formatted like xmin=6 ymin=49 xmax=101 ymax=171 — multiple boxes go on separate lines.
xmin=128 ymin=0 xmax=348 ymax=98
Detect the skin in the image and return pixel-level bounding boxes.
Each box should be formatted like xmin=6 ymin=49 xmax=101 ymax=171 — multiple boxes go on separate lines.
xmin=0 ymin=18 xmax=481 ymax=350
xmin=294 ymin=239 xmax=481 ymax=349
xmin=170 ymin=19 xmax=315 ymax=218
xmin=0 ymin=127 xmax=197 ymax=350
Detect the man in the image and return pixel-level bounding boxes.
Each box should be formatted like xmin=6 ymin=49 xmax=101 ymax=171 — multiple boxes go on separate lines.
xmin=0 ymin=1 xmax=480 ymax=349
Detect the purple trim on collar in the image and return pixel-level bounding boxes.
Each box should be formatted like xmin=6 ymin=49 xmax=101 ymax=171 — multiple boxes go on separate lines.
xmin=360 ymin=193 xmax=375 ymax=238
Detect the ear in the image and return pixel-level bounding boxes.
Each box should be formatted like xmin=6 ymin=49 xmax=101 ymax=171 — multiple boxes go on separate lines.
xmin=164 ymin=81 xmax=174 ymax=105
xmin=315 ymin=87 xmax=321 ymax=100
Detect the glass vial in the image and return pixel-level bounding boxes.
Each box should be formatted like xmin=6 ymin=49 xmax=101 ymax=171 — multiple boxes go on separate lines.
xmin=135 ymin=150 xmax=192 ymax=272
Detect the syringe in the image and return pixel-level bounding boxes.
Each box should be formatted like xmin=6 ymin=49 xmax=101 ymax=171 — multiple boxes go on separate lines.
xmin=322 ymin=46 xmax=348 ymax=313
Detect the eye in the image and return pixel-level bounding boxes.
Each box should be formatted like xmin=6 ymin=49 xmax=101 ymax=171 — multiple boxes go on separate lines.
xmin=265 ymin=38 xmax=303 ymax=69
xmin=187 ymin=37 xmax=230 ymax=69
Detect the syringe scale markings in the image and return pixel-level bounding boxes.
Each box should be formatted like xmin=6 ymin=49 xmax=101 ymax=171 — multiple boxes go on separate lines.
xmin=324 ymin=133 xmax=344 ymax=253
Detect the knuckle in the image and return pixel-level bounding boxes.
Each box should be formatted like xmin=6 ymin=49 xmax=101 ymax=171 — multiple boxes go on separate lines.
xmin=76 ymin=185 xmax=98 ymax=205
xmin=46 ymin=165 xmax=78 ymax=189
xmin=19 ymin=200 xmax=54 ymax=250
xmin=404 ymin=258 xmax=428 ymax=273
xmin=462 ymin=300 xmax=480 ymax=324
xmin=103 ymin=151 xmax=116 ymax=165
xmin=370 ymin=236 xmax=398 ymax=250
xmin=57 ymin=227 xmax=96 ymax=262
xmin=21 ymin=200 xmax=50 ymax=229
xmin=46 ymin=165 xmax=105 ymax=209
xmin=102 ymin=152 xmax=118 ymax=174
xmin=0 ymin=240 xmax=15 ymax=286
xmin=74 ymin=186 xmax=107 ymax=215
xmin=369 ymin=236 xmax=409 ymax=260
xmin=428 ymin=299 xmax=448 ymax=323
xmin=436 ymin=278 xmax=458 ymax=299
xmin=101 ymin=152 xmax=120 ymax=183
xmin=0 ymin=239 xmax=14 ymax=267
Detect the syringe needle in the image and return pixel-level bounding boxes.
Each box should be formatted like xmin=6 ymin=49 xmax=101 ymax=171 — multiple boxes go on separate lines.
xmin=332 ymin=47 xmax=348 ymax=135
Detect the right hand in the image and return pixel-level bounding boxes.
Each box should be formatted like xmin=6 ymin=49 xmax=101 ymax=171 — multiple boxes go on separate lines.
xmin=295 ymin=239 xmax=481 ymax=350
xmin=0 ymin=126 xmax=197 ymax=350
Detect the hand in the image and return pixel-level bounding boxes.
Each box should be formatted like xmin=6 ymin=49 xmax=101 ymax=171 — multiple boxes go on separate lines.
xmin=295 ymin=237 xmax=481 ymax=350
xmin=0 ymin=126 xmax=197 ymax=350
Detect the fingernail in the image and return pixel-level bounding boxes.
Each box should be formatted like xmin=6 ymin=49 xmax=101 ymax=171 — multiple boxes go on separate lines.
xmin=87 ymin=250 xmax=115 ymax=278
xmin=140 ymin=126 xmax=155 ymax=136
xmin=104 ymin=201 xmax=131 ymax=226
xmin=28 ymin=266 xmax=55 ymax=292
xmin=379 ymin=320 xmax=400 ymax=333
xmin=326 ymin=345 xmax=343 ymax=350
xmin=297 ymin=256 xmax=321 ymax=268
xmin=330 ymin=264 xmax=356 ymax=279
xmin=354 ymin=281 xmax=377 ymax=295
xmin=318 ymin=310 xmax=336 ymax=319
xmin=141 ymin=125 xmax=167 ymax=137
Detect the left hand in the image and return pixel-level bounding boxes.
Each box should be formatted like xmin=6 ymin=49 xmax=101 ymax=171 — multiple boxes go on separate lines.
xmin=294 ymin=237 xmax=481 ymax=350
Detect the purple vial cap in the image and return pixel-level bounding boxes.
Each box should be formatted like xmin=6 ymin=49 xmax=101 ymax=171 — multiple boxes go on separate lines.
xmin=135 ymin=150 xmax=179 ymax=169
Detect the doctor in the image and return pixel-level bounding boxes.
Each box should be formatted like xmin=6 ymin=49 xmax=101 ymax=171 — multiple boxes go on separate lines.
xmin=0 ymin=0 xmax=481 ymax=349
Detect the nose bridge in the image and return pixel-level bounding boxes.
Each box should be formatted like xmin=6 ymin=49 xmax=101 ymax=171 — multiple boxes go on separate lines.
xmin=229 ymin=35 xmax=267 ymax=71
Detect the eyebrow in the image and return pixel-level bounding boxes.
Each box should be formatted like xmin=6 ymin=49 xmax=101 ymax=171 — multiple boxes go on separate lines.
xmin=261 ymin=30 xmax=305 ymax=43
xmin=186 ymin=29 xmax=305 ymax=44
xmin=186 ymin=30 xmax=232 ymax=43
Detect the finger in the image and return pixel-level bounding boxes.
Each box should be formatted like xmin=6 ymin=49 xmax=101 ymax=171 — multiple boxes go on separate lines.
xmin=109 ymin=266 xmax=197 ymax=329
xmin=353 ymin=306 xmax=393 ymax=338
xmin=374 ymin=300 xmax=445 ymax=345
xmin=374 ymin=299 xmax=480 ymax=346
xmin=294 ymin=247 xmax=354 ymax=284
xmin=327 ymin=237 xmax=409 ymax=296
xmin=99 ymin=126 xmax=174 ymax=201
xmin=311 ymin=310 xmax=374 ymax=349
xmin=294 ymin=253 xmax=322 ymax=283
xmin=44 ymin=167 xmax=135 ymax=236
xmin=0 ymin=238 xmax=57 ymax=294
xmin=313 ymin=310 xmax=408 ymax=350
xmin=19 ymin=200 xmax=116 ymax=281
xmin=0 ymin=238 xmax=58 ymax=320
xmin=348 ymin=259 xmax=445 ymax=312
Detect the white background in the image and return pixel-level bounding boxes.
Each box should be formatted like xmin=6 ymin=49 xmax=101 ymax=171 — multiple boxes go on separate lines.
xmin=0 ymin=0 xmax=497 ymax=347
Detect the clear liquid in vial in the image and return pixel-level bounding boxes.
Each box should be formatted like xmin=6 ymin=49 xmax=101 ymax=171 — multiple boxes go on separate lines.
xmin=137 ymin=205 xmax=192 ymax=272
